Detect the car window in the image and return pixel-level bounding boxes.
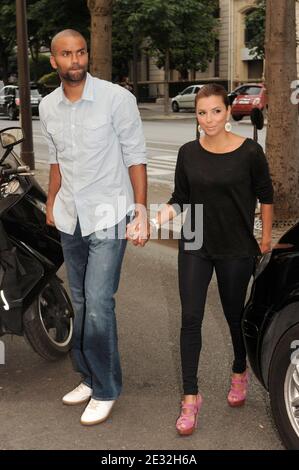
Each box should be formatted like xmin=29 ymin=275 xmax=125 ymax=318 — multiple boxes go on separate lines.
xmin=233 ymin=86 xmax=246 ymax=95
xmin=181 ymin=87 xmax=194 ymax=95
xmin=241 ymin=86 xmax=262 ymax=95
xmin=194 ymin=86 xmax=201 ymax=94
xmin=4 ymin=88 xmax=11 ymax=96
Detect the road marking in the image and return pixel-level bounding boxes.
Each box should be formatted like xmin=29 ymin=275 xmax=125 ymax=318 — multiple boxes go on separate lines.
xmin=147 ymin=168 xmax=173 ymax=176
xmin=147 ymin=146 xmax=177 ymax=153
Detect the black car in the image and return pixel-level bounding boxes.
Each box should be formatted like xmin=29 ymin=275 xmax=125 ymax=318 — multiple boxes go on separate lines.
xmin=0 ymin=85 xmax=42 ymax=120
xmin=243 ymin=223 xmax=299 ymax=449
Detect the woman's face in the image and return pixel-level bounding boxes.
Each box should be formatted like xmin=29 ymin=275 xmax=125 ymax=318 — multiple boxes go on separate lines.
xmin=196 ymin=95 xmax=231 ymax=137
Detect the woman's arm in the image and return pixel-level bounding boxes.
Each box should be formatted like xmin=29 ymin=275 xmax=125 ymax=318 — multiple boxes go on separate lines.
xmin=259 ymin=203 xmax=273 ymax=253
xmin=150 ymin=147 xmax=189 ymax=232
xmin=151 ymin=203 xmax=178 ymax=230
xmin=250 ymin=143 xmax=274 ymax=254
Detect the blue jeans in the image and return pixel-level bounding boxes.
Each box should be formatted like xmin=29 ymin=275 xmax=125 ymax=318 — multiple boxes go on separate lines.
xmin=60 ymin=218 xmax=127 ymax=400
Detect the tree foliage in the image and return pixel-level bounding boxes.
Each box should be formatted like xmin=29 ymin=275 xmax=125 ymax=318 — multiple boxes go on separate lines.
xmin=245 ymin=0 xmax=266 ymax=59
xmin=0 ymin=1 xmax=17 ymax=83
xmin=112 ymin=0 xmax=143 ymax=80
xmin=1 ymin=0 xmax=218 ymax=85
xmin=0 ymin=0 xmax=90 ymax=83
xmin=113 ymin=0 xmax=219 ymax=79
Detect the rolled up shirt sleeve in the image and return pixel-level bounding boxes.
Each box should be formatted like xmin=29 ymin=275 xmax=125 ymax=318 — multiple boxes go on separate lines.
xmin=251 ymin=143 xmax=274 ymax=204
xmin=167 ymin=148 xmax=190 ymax=213
xmin=112 ymin=90 xmax=147 ymax=168
xmin=39 ymin=102 xmax=58 ymax=164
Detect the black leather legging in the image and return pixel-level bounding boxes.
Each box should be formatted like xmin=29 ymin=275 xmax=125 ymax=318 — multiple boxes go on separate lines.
xmin=178 ymin=253 xmax=255 ymax=395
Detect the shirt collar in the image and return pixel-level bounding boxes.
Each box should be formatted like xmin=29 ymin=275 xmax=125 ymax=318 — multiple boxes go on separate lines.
xmin=58 ymin=72 xmax=94 ymax=104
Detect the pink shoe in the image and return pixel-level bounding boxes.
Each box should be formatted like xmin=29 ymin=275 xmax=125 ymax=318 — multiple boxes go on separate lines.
xmin=227 ymin=370 xmax=249 ymax=407
xmin=176 ymin=394 xmax=203 ymax=436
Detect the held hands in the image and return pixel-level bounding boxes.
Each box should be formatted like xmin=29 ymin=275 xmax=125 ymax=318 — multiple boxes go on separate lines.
xmin=126 ymin=210 xmax=150 ymax=247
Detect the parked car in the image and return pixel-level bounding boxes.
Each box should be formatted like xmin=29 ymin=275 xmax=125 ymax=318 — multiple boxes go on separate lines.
xmin=228 ymin=83 xmax=267 ymax=121
xmin=0 ymin=85 xmax=42 ymax=120
xmin=243 ymin=223 xmax=299 ymax=449
xmin=171 ymin=84 xmax=205 ymax=112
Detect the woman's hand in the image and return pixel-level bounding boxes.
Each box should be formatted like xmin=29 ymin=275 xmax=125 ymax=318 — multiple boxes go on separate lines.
xmin=259 ymin=239 xmax=272 ymax=254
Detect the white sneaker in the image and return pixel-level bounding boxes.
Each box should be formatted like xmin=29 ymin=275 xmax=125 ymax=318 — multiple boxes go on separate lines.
xmin=62 ymin=383 xmax=92 ymax=405
xmin=80 ymin=398 xmax=115 ymax=426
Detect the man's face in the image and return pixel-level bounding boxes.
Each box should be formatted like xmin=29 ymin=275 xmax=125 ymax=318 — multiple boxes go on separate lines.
xmin=50 ymin=36 xmax=88 ymax=83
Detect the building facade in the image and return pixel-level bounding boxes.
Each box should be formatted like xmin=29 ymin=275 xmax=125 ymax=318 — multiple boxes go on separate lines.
xmin=137 ymin=0 xmax=299 ymax=98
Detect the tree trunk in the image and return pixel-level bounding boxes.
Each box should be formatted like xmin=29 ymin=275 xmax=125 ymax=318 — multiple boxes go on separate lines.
xmin=132 ymin=34 xmax=139 ymax=102
xmin=87 ymin=0 xmax=113 ymax=81
xmin=164 ymin=48 xmax=170 ymax=115
xmin=265 ymin=0 xmax=299 ymax=225
xmin=180 ymin=69 xmax=189 ymax=80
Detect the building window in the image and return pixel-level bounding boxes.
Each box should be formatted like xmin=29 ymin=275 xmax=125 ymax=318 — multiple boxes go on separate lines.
xmin=248 ymin=60 xmax=263 ymax=80
xmin=244 ymin=8 xmax=257 ymax=47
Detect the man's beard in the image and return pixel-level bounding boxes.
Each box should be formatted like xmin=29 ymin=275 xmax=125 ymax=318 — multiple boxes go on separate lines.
xmin=59 ymin=67 xmax=87 ymax=83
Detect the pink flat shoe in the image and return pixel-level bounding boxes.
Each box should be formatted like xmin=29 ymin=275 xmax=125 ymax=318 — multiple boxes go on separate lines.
xmin=227 ymin=370 xmax=249 ymax=407
xmin=176 ymin=394 xmax=203 ymax=436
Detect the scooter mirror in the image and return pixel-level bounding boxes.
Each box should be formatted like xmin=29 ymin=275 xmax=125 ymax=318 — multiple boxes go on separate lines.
xmin=0 ymin=127 xmax=24 ymax=149
xmin=250 ymin=108 xmax=264 ymax=130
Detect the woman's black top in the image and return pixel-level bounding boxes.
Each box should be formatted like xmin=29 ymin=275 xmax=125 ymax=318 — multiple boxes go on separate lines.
xmin=167 ymin=138 xmax=273 ymax=258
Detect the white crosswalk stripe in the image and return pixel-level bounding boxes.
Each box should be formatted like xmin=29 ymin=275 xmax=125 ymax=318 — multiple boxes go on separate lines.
xmin=147 ymin=154 xmax=177 ymax=180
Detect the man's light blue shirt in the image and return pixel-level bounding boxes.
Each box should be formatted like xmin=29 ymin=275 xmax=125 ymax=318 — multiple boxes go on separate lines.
xmin=39 ymin=73 xmax=147 ymax=236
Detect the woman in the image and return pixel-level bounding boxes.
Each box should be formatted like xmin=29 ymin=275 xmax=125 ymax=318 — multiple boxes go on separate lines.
xmin=150 ymin=84 xmax=273 ymax=436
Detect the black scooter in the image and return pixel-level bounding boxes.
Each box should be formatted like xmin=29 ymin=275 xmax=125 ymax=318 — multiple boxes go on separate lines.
xmin=0 ymin=127 xmax=73 ymax=360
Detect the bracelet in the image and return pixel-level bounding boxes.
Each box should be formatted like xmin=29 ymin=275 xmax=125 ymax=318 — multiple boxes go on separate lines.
xmin=150 ymin=217 xmax=160 ymax=231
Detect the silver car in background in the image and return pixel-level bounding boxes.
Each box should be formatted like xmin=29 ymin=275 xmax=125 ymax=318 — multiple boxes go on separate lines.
xmin=171 ymin=84 xmax=205 ymax=112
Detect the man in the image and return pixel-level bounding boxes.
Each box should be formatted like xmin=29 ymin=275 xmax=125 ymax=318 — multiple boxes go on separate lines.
xmin=39 ymin=29 xmax=148 ymax=426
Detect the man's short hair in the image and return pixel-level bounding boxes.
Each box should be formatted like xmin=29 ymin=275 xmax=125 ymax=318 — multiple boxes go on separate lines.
xmin=51 ymin=29 xmax=87 ymax=55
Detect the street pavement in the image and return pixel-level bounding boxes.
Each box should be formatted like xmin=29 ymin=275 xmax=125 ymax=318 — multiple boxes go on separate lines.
xmin=0 ymin=108 xmax=284 ymax=450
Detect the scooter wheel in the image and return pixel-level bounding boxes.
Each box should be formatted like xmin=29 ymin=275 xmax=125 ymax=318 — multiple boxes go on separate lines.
xmin=23 ymin=276 xmax=74 ymax=361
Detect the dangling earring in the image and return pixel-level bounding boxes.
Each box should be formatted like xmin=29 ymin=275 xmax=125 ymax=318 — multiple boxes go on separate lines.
xmin=197 ymin=124 xmax=201 ymax=133
xmin=225 ymin=121 xmax=232 ymax=132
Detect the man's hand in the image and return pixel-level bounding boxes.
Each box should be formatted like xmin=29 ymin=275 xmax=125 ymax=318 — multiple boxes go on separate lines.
xmin=46 ymin=202 xmax=55 ymax=227
xmin=126 ymin=212 xmax=150 ymax=247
